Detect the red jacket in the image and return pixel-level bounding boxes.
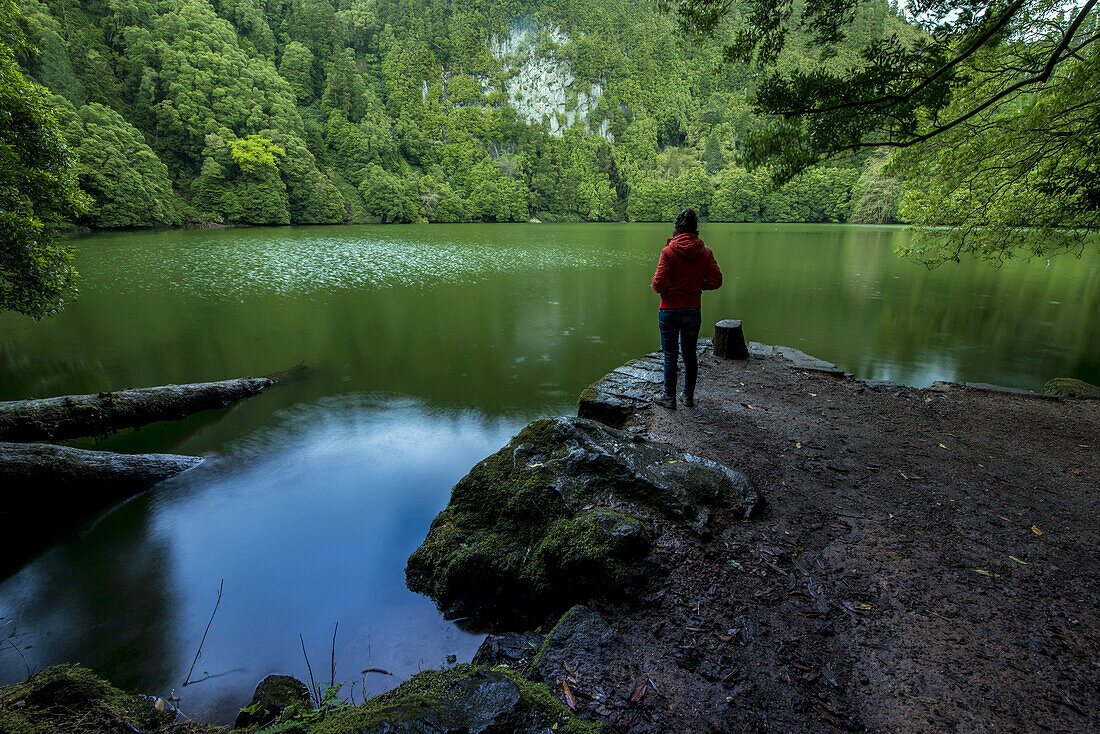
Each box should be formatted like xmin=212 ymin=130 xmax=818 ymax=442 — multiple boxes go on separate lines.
xmin=651 ymin=232 xmax=723 ymax=309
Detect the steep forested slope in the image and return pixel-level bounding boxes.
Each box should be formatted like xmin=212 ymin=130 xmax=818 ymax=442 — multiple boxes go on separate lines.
xmin=14 ymin=0 xmax=912 ymax=227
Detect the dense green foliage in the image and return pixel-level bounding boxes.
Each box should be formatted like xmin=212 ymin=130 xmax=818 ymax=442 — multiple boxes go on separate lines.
xmin=663 ymin=0 xmax=1100 ymax=262
xmin=0 ymin=0 xmax=88 ymax=318
xmin=7 ymin=0 xmax=914 ymax=232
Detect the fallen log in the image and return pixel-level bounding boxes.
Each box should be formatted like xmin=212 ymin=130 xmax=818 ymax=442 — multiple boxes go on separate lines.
xmin=0 ymin=377 xmax=274 ymax=442
xmin=0 ymin=441 xmax=203 ymax=498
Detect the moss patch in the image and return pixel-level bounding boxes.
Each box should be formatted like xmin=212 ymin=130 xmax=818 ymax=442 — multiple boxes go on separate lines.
xmin=1043 ymin=377 xmax=1100 ymax=398
xmin=0 ymin=665 xmax=224 ymax=734
xmin=312 ymin=664 xmax=599 ymax=733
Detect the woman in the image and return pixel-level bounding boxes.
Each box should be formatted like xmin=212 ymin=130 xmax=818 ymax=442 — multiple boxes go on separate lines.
xmin=650 ymin=208 xmax=723 ymax=408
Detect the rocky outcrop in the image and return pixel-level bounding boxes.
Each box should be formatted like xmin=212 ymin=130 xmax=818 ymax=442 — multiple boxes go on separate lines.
xmin=487 ymin=25 xmax=607 ymax=138
xmin=405 ymin=416 xmax=760 ymax=626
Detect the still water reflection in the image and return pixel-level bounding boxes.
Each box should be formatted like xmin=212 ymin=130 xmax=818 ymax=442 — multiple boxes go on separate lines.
xmin=0 ymin=223 xmax=1096 ymax=722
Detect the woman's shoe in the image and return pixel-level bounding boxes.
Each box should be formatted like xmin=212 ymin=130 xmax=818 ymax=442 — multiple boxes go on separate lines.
xmin=653 ymin=392 xmax=676 ymax=409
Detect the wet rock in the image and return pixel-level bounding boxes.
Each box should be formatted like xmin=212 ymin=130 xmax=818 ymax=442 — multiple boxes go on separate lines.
xmin=319 ymin=664 xmax=600 ymax=733
xmin=578 ymin=343 xmax=711 ymax=427
xmin=234 ymin=674 xmax=311 ymax=729
xmin=406 ymin=417 xmax=760 ymax=625
xmin=531 ymin=606 xmax=624 ymax=686
xmin=472 ymin=631 xmax=544 ymax=668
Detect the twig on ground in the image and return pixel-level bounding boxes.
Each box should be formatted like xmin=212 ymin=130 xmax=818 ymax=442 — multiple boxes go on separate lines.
xmin=183 ymin=579 xmax=223 ymax=687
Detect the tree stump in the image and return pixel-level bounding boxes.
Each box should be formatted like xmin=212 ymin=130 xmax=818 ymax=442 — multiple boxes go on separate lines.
xmin=714 ymin=319 xmax=749 ymax=359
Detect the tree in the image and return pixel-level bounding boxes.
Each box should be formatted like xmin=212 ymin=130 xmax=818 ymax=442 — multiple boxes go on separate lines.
xmin=662 ymin=0 xmax=1100 ymax=261
xmin=52 ymin=97 xmax=180 ymax=228
xmin=279 ymin=41 xmax=317 ymax=104
xmin=0 ymin=0 xmax=89 ymax=317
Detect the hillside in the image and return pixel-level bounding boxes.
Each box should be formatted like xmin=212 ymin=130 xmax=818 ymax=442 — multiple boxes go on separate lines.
xmin=15 ymin=0 xmax=913 ymax=228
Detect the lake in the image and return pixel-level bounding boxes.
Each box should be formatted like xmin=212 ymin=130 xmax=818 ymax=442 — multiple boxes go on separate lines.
xmin=0 ymin=223 xmax=1096 ymax=722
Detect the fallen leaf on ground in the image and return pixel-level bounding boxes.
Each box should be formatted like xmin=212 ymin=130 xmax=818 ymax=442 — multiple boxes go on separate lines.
xmin=527 ymin=462 xmax=545 ymax=468
xmin=562 ymin=681 xmax=576 ymax=711
xmin=754 ymin=587 xmax=774 ymax=597
xmin=1032 ymin=525 xmax=1043 ymax=535
xmin=741 ymin=403 xmax=755 ymax=410
xmin=1008 ymin=555 xmax=1028 ymax=565
xmin=939 ymin=443 xmax=948 ymax=449
xmin=970 ymin=569 xmax=1001 ymax=578
xmin=629 ymin=681 xmax=647 ymax=702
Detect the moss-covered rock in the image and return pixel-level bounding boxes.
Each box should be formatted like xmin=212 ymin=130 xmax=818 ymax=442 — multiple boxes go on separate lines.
xmin=406 ymin=417 xmax=760 ymax=625
xmin=0 ymin=665 xmax=224 ymax=734
xmin=234 ymin=674 xmax=311 ymax=729
xmin=1043 ymin=377 xmax=1100 ymax=398
xmin=312 ymin=664 xmax=600 ymax=733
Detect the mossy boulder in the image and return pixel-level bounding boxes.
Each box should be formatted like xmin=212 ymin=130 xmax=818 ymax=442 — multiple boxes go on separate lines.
xmin=312 ymin=664 xmax=600 ymax=733
xmin=1043 ymin=377 xmax=1100 ymax=398
xmin=234 ymin=674 xmax=311 ymax=729
xmin=406 ymin=417 xmax=760 ymax=625
xmin=0 ymin=664 xmax=222 ymax=734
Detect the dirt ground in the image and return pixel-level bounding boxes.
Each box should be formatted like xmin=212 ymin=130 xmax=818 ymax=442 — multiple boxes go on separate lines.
xmin=569 ymin=350 xmax=1099 ymax=733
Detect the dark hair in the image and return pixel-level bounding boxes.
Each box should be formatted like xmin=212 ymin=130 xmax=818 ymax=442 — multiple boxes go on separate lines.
xmin=673 ymin=208 xmax=698 ymax=235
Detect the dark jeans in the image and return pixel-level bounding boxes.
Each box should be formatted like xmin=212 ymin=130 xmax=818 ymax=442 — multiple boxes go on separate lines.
xmin=658 ymin=308 xmax=701 ymax=398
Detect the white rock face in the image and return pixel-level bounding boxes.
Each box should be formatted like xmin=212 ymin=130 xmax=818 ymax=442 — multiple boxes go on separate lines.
xmin=485 ymin=25 xmax=609 ymax=140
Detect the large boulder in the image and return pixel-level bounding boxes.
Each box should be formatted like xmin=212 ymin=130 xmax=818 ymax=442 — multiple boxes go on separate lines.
xmin=406 ymin=417 xmax=760 ymax=625
xmin=313 ymin=664 xmax=600 ymax=733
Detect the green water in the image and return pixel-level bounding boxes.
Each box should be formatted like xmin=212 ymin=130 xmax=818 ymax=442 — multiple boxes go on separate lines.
xmin=0 ymin=223 xmax=1096 ymax=722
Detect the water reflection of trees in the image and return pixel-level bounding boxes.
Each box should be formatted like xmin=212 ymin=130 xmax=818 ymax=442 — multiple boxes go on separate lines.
xmin=0 ymin=493 xmax=179 ymax=695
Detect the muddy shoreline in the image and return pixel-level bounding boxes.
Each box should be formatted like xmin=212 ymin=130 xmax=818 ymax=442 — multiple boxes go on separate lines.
xmin=555 ymin=341 xmax=1098 ymax=732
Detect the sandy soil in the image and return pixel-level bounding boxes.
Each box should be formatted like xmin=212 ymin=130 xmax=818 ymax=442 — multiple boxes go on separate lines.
xmin=570 ymin=350 xmax=1098 ymax=733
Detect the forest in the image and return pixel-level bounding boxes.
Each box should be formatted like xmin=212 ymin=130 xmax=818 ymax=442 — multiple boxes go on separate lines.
xmin=8 ymin=0 xmax=916 ymax=229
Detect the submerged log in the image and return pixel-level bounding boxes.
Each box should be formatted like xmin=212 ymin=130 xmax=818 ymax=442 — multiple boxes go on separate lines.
xmin=0 ymin=377 xmax=274 ymax=442
xmin=714 ymin=319 xmax=749 ymax=360
xmin=0 ymin=442 xmax=203 ymax=576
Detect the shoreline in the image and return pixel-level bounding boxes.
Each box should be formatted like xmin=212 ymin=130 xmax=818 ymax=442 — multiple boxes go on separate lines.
xmin=1 ymin=344 xmax=1096 ymax=732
